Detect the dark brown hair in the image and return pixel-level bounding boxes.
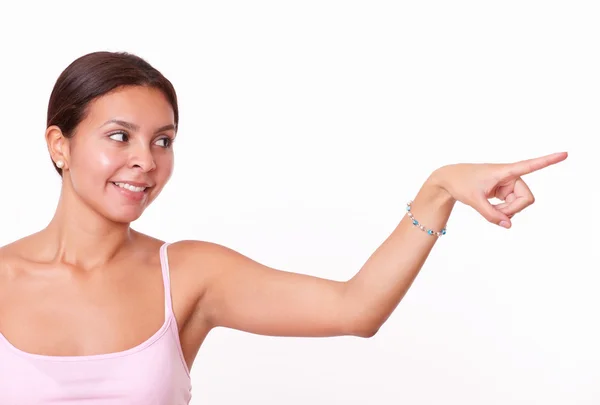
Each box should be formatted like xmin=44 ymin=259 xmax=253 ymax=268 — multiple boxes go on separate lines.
xmin=47 ymin=51 xmax=179 ymax=175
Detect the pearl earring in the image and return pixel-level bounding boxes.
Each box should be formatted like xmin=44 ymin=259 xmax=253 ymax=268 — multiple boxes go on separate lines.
xmin=56 ymin=160 xmax=64 ymax=169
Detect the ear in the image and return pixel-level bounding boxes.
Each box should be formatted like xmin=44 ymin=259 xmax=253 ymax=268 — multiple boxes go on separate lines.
xmin=46 ymin=125 xmax=71 ymax=171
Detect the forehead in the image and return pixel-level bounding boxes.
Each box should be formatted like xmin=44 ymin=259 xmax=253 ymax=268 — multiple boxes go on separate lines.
xmin=82 ymin=86 xmax=175 ymax=130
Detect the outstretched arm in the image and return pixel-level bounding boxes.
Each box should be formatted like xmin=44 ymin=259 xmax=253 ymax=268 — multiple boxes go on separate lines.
xmin=180 ymin=179 xmax=453 ymax=338
xmin=181 ymin=152 xmax=567 ymax=338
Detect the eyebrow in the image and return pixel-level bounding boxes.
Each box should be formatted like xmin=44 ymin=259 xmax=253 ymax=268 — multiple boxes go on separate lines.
xmin=100 ymin=119 xmax=176 ymax=134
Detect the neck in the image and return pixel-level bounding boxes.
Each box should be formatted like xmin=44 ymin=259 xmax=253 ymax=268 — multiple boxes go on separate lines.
xmin=42 ymin=181 xmax=134 ymax=270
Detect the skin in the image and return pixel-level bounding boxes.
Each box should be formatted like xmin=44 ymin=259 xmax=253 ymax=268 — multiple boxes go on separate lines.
xmin=0 ymin=85 xmax=568 ymax=373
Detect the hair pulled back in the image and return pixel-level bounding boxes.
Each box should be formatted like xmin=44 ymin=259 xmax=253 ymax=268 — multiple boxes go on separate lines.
xmin=47 ymin=51 xmax=178 ymax=175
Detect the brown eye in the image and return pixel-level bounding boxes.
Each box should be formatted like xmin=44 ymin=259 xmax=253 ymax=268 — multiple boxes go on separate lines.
xmin=154 ymin=137 xmax=172 ymax=148
xmin=109 ymin=132 xmax=128 ymax=142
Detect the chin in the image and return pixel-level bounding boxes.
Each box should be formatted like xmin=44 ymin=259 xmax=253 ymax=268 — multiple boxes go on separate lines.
xmin=100 ymin=187 xmax=157 ymax=224
xmin=106 ymin=208 xmax=146 ymax=224
xmin=75 ymin=185 xmax=154 ymax=225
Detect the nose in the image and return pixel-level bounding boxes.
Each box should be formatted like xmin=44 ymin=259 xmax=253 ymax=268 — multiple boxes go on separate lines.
xmin=129 ymin=143 xmax=156 ymax=172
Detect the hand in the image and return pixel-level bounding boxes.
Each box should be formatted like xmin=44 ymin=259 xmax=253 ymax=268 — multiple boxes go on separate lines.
xmin=431 ymin=152 xmax=568 ymax=228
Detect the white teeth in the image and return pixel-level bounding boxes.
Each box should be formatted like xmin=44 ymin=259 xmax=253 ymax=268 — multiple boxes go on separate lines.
xmin=114 ymin=182 xmax=147 ymax=192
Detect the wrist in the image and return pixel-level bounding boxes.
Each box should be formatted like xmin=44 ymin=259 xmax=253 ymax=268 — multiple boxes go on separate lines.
xmin=405 ymin=169 xmax=456 ymax=236
xmin=423 ymin=167 xmax=455 ymax=205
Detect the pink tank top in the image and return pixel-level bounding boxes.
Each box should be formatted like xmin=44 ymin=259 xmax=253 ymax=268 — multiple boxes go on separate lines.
xmin=0 ymin=242 xmax=192 ymax=404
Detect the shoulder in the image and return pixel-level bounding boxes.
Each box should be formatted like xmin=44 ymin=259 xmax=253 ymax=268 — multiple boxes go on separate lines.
xmin=0 ymin=235 xmax=38 ymax=278
xmin=163 ymin=240 xmax=257 ymax=285
xmin=0 ymin=235 xmax=31 ymax=256
xmin=155 ymin=240 xmax=238 ymax=310
xmin=164 ymin=240 xmax=242 ymax=271
xmin=0 ymin=234 xmax=38 ymax=264
xmin=0 ymin=245 xmax=10 ymax=275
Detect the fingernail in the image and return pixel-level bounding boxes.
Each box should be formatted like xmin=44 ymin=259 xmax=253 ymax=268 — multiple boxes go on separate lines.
xmin=499 ymin=221 xmax=511 ymax=229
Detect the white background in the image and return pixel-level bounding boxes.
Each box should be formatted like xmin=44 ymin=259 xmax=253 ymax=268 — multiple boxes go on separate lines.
xmin=0 ymin=1 xmax=598 ymax=404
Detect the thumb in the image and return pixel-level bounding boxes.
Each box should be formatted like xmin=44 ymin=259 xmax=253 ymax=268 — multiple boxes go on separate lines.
xmin=472 ymin=194 xmax=512 ymax=228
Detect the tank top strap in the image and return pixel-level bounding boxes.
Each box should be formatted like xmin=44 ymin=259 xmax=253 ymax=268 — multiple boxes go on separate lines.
xmin=159 ymin=242 xmax=174 ymax=318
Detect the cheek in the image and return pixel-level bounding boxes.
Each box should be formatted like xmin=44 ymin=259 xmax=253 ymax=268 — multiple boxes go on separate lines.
xmin=156 ymin=152 xmax=174 ymax=180
xmin=97 ymin=150 xmax=119 ymax=171
xmin=145 ymin=153 xmax=174 ymax=199
xmin=73 ymin=144 xmax=125 ymax=182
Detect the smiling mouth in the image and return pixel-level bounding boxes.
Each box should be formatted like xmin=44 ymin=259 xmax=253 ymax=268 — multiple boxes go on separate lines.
xmin=111 ymin=182 xmax=149 ymax=193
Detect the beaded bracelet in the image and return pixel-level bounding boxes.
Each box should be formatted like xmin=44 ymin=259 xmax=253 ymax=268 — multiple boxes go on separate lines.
xmin=406 ymin=200 xmax=447 ymax=237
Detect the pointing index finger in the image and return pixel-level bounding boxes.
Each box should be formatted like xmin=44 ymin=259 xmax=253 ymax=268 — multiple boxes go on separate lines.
xmin=506 ymin=152 xmax=568 ymax=176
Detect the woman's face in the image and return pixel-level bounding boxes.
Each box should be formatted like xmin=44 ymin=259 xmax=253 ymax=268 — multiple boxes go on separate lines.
xmin=61 ymin=85 xmax=176 ymax=224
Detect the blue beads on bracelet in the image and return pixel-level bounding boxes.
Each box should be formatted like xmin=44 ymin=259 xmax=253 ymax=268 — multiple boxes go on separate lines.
xmin=406 ymin=200 xmax=446 ymax=237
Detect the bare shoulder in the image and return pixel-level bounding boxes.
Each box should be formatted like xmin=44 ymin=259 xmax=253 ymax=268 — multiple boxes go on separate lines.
xmin=0 ymin=244 xmax=12 ymax=275
xmin=165 ymin=240 xmax=235 ymax=279
xmin=0 ymin=233 xmax=37 ymax=255
xmin=165 ymin=239 xmax=259 ymax=276
xmin=167 ymin=239 xmax=241 ymax=263
xmin=0 ymin=234 xmax=47 ymax=286
xmin=0 ymin=233 xmax=43 ymax=269
xmin=163 ymin=240 xmax=258 ymax=299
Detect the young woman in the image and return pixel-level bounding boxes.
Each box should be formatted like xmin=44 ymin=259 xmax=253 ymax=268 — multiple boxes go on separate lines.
xmin=0 ymin=51 xmax=567 ymax=404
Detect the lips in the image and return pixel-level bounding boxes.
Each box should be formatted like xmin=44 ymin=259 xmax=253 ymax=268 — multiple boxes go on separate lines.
xmin=110 ymin=181 xmax=150 ymax=202
xmin=112 ymin=182 xmax=148 ymax=192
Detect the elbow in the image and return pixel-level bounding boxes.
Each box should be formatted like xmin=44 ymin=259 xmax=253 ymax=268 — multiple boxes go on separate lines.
xmin=356 ymin=327 xmax=379 ymax=338
xmin=340 ymin=286 xmax=382 ymax=338
xmin=347 ymin=320 xmax=380 ymax=338
xmin=340 ymin=303 xmax=382 ymax=338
